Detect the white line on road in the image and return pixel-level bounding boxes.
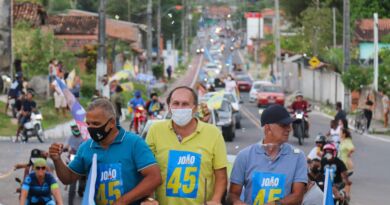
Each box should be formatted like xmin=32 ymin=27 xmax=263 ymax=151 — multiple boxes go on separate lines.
xmin=241 ymin=106 xmax=262 ymax=129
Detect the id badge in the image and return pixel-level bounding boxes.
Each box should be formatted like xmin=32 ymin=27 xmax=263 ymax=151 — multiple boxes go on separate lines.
xmin=251 ymin=172 xmax=286 ymax=205
xmin=166 ymin=150 xmax=201 ymax=198
xmin=95 ymin=163 xmax=124 ymax=205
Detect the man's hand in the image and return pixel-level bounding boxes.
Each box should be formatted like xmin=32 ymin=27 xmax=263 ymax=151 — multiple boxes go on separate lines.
xmin=140 ymin=199 xmax=159 ymax=205
xmin=49 ymin=143 xmax=64 ymax=161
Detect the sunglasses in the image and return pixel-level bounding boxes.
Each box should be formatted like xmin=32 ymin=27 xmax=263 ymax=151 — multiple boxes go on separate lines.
xmin=35 ymin=166 xmax=46 ymax=170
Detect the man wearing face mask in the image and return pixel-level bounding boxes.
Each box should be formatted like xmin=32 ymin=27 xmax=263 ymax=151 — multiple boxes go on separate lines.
xmin=145 ymin=86 xmax=228 ymax=205
xmin=49 ymin=99 xmax=162 ymax=205
xmin=320 ymin=143 xmax=352 ymax=202
xmin=228 ymin=105 xmax=308 ymax=205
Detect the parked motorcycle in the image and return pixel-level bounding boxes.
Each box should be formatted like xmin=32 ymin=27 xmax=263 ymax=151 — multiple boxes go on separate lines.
xmin=133 ymin=105 xmax=146 ymax=134
xmin=20 ymin=111 xmax=44 ymax=143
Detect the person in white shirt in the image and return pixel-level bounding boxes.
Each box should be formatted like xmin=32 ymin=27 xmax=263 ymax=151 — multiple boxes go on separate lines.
xmin=51 ymin=71 xmax=67 ymax=117
xmin=307 ymin=134 xmax=326 ymax=161
xmin=224 ymin=74 xmax=238 ymax=93
xmin=327 ymin=120 xmax=341 ymax=149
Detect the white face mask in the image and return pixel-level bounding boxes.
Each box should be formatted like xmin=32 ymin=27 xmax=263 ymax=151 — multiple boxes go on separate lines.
xmin=171 ymin=108 xmax=193 ymax=126
xmin=324 ymin=153 xmax=333 ymax=160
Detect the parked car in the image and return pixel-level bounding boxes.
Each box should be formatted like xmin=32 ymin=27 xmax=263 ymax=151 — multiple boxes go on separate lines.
xmin=256 ymin=84 xmax=285 ymax=107
xmin=235 ymin=74 xmax=253 ymax=92
xmin=249 ymin=81 xmax=273 ymax=103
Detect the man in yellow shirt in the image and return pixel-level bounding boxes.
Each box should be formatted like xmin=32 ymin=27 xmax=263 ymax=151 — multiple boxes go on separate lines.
xmin=146 ymin=86 xmax=228 ymax=205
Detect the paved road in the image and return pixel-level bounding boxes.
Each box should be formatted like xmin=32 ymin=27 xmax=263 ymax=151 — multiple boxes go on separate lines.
xmin=227 ymin=93 xmax=390 ymax=205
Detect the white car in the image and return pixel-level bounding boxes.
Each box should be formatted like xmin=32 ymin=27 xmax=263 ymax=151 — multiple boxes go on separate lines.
xmin=249 ymin=80 xmax=273 ymax=103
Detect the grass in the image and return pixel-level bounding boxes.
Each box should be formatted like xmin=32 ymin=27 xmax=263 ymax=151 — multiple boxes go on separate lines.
xmin=0 ymin=102 xmax=19 ymax=136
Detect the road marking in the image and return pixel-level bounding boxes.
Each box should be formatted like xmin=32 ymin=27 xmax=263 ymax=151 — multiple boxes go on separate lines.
xmin=241 ymin=106 xmax=262 ymax=129
xmin=190 ymin=55 xmax=204 ymax=88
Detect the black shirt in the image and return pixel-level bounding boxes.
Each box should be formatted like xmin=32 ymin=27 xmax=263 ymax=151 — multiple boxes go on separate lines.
xmin=334 ymin=110 xmax=347 ymax=122
xmin=321 ymin=157 xmax=347 ymax=184
xmin=22 ymin=100 xmax=36 ymax=112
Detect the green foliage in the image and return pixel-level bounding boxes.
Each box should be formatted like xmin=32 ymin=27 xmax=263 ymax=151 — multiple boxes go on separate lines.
xmin=80 ymin=73 xmax=96 ymax=98
xmin=262 ymin=42 xmax=275 ymax=66
xmin=301 ymin=7 xmax=333 ymax=56
xmin=382 ymin=34 xmax=390 ymax=44
xmin=47 ymin=0 xmax=71 ymax=13
xmin=378 ymin=65 xmax=390 ymax=96
xmin=152 ymin=64 xmax=164 ymax=79
xmin=13 ymin=21 xmax=76 ymax=78
xmin=323 ymin=48 xmax=343 ymax=73
xmin=350 ymin=0 xmax=390 ymax=25
xmin=80 ymin=45 xmax=97 ymax=73
xmin=341 ymin=65 xmax=373 ymax=91
xmin=76 ymin=0 xmax=98 ymax=12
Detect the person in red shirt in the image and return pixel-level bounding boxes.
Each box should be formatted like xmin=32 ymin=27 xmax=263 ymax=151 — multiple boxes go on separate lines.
xmin=290 ymin=92 xmax=310 ymax=137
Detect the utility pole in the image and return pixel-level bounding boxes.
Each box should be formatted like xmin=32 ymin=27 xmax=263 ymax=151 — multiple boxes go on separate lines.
xmin=333 ymin=7 xmax=337 ymax=48
xmin=146 ymin=0 xmax=153 ymax=73
xmin=156 ymin=0 xmax=161 ymax=64
xmin=96 ymin=0 xmax=107 ymax=92
xmin=127 ymin=0 xmax=131 ymax=21
xmin=343 ymin=0 xmax=351 ymax=112
xmin=274 ymin=0 xmax=282 ymax=88
xmin=181 ymin=0 xmax=185 ymax=62
xmin=9 ymin=0 xmax=14 ymax=79
xmin=373 ymin=13 xmax=379 ymax=92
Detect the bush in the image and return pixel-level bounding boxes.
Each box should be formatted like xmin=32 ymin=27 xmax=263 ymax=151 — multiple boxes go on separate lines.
xmin=341 ymin=65 xmax=373 ymax=91
xmin=80 ymin=74 xmax=96 ymax=98
xmin=152 ymin=64 xmax=164 ymax=79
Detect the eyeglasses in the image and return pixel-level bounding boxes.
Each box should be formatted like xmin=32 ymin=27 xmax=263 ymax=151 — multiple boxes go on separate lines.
xmin=35 ymin=166 xmax=46 ymax=170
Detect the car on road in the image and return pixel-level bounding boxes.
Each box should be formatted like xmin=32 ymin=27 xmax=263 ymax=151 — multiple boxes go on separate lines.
xmin=249 ymin=80 xmax=273 ymax=103
xmin=204 ymin=63 xmax=221 ymax=75
xmin=216 ymin=99 xmax=236 ymax=142
xmin=223 ymin=91 xmax=242 ymax=129
xmin=235 ymin=74 xmax=253 ymax=92
xmin=256 ymin=84 xmax=285 ymax=107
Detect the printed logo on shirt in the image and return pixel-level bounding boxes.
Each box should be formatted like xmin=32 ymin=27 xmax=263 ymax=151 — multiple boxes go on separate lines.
xmin=95 ymin=163 xmax=124 ymax=205
xmin=251 ymin=172 xmax=286 ymax=205
xmin=323 ymin=164 xmax=337 ymax=181
xmin=166 ymin=150 xmax=201 ymax=198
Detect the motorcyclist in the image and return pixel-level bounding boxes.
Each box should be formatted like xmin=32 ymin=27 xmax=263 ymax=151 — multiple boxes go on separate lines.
xmin=290 ymin=92 xmax=310 ymax=137
xmin=321 ymin=143 xmax=352 ymax=202
xmin=307 ymin=158 xmax=325 ymax=191
xmin=63 ymin=122 xmax=86 ymax=205
xmin=128 ymin=90 xmax=145 ymax=131
xmin=15 ymin=91 xmax=36 ymax=142
xmin=307 ymin=134 xmax=327 ymax=161
xmin=145 ymin=92 xmax=164 ymax=118
xmin=5 ymin=72 xmax=23 ymax=115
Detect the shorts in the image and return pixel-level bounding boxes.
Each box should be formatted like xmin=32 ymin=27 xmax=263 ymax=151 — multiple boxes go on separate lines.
xmin=54 ymin=92 xmax=67 ymax=108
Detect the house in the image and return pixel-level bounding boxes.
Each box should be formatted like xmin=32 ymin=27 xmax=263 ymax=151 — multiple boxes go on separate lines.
xmin=355 ymin=18 xmax=390 ymax=61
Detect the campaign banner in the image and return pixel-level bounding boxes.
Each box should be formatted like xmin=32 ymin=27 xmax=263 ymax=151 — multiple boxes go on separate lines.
xmin=323 ymin=168 xmax=335 ymax=205
xmin=251 ymin=172 xmax=286 ymax=205
xmin=82 ymin=154 xmax=97 ymax=205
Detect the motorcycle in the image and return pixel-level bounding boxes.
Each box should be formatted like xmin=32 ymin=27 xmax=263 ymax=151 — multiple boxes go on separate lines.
xmin=133 ymin=105 xmax=146 ymax=134
xmin=20 ymin=111 xmax=45 ymax=143
xmin=292 ymin=110 xmax=309 ymax=145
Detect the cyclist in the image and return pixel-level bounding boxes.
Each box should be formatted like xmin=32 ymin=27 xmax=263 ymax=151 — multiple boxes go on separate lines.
xmin=20 ymin=158 xmax=63 ymax=205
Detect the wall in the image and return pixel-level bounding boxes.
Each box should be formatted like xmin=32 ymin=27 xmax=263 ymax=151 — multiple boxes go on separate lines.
xmin=0 ymin=0 xmax=11 ymax=72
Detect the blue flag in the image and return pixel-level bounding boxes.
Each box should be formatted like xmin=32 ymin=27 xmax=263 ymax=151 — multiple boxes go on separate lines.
xmin=82 ymin=153 xmax=97 ymax=205
xmin=323 ymin=167 xmax=335 ymax=205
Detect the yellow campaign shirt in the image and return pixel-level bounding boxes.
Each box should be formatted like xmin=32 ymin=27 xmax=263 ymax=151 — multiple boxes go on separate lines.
xmin=146 ymin=119 xmax=228 ymax=205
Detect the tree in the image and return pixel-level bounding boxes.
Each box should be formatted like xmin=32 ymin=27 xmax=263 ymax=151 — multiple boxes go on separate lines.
xmin=13 ymin=21 xmax=75 ymax=77
xmin=341 ymin=65 xmax=373 ymax=92
xmin=301 ymin=7 xmax=333 ymax=56
xmin=323 ymin=48 xmax=343 ymax=73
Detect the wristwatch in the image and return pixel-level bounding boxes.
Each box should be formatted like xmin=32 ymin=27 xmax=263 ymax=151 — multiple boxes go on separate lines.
xmin=274 ymin=200 xmax=282 ymax=205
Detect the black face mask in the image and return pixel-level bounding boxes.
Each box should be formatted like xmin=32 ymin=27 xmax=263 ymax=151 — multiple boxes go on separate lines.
xmin=310 ymin=166 xmax=321 ymax=174
xmin=88 ymin=119 xmax=112 ymax=142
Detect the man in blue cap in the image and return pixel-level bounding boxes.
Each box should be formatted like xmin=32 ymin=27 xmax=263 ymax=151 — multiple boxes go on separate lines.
xmin=228 ymin=104 xmax=308 ymax=205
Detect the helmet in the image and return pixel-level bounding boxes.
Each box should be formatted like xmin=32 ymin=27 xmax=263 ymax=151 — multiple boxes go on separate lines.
xmin=315 ymin=134 xmax=327 ymax=144
xmin=134 ymin=90 xmax=141 ymax=98
xmin=323 ymin=143 xmax=337 ymax=158
xmin=295 ymin=91 xmax=303 ymax=98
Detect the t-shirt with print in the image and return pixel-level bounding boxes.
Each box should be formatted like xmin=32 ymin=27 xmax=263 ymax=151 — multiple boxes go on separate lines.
xmin=321 ymin=157 xmax=347 ymax=184
xmin=22 ymin=172 xmax=59 ymax=204
xmin=146 ymin=119 xmax=228 ymax=205
xmin=68 ymin=126 xmax=157 ymax=205
xmin=230 ymin=143 xmax=308 ymax=205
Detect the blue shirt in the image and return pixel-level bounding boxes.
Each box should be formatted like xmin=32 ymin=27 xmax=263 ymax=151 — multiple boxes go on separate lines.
xmin=22 ymin=172 xmax=58 ymax=204
xmin=129 ymin=97 xmax=145 ymax=109
xmin=230 ymin=143 xmax=308 ymax=205
xmin=69 ymin=126 xmax=157 ymax=205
